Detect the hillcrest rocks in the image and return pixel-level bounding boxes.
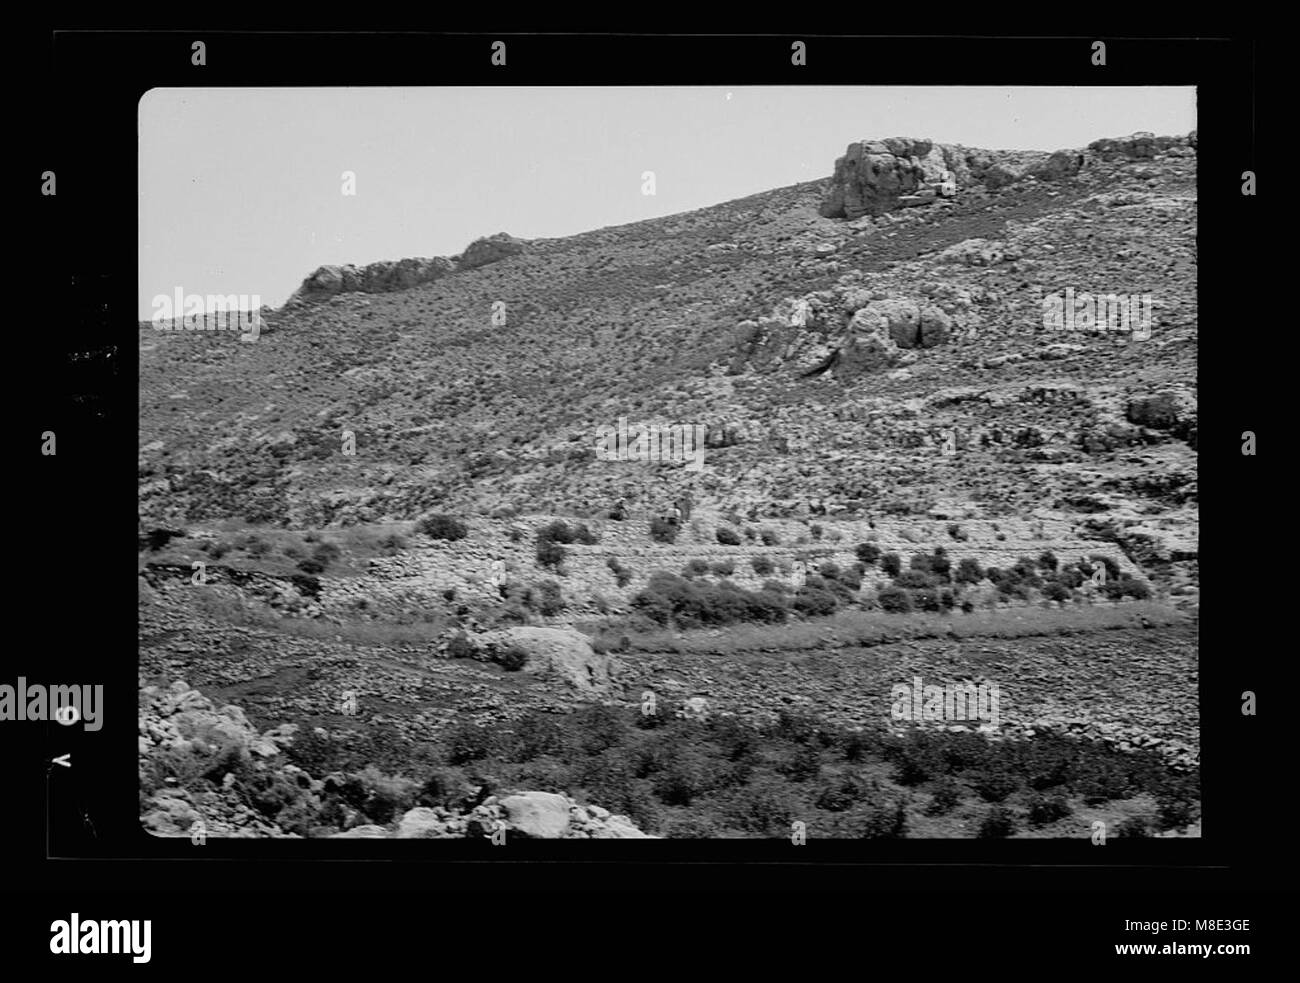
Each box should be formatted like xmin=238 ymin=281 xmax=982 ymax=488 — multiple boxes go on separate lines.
xmin=286 ymin=233 xmax=527 ymax=306
xmin=819 ymin=131 xmax=1196 ymax=220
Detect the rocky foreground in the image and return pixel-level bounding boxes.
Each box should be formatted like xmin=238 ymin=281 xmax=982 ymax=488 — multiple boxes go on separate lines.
xmin=140 ymin=680 xmax=653 ymax=839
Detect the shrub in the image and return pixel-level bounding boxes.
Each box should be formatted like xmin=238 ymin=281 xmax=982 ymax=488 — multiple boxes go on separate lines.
xmin=971 ymin=767 xmax=1020 ymax=803
xmin=1059 ymin=565 xmax=1086 ymax=589
xmin=815 ymin=773 xmax=866 ymax=812
xmin=632 ymin=572 xmax=789 ymax=627
xmin=1038 ymin=551 xmax=1059 ymax=571
xmin=296 ymin=557 xmax=326 ymax=575
xmin=683 ymin=558 xmax=710 ymax=578
xmin=710 ymin=560 xmax=735 ymax=577
xmin=649 ymin=517 xmax=678 ymax=544
xmin=1026 ymin=793 xmax=1072 ymax=826
xmin=492 ymin=643 xmax=529 ymax=672
xmin=1115 ymin=815 xmax=1152 ymax=838
xmin=931 ymin=548 xmax=951 ymax=581
xmin=1156 ymin=791 xmax=1198 ymax=831
xmin=979 ymin=805 xmax=1018 ymax=838
xmin=1117 ymin=575 xmax=1152 ymax=599
xmin=605 ymin=557 xmax=632 ymax=587
xmin=444 ymin=721 xmax=498 ymax=765
xmin=537 ymin=520 xmax=595 ymax=546
xmin=926 ymin=776 xmax=962 ymax=816
xmin=855 ymin=542 xmax=882 ymax=566
xmin=818 ymin=561 xmax=841 ymax=581
xmin=895 ymin=570 xmax=939 ymax=590
xmin=571 ymin=524 xmax=599 ymax=545
xmin=721 ymin=773 xmax=801 ymax=835
xmin=751 ymin=556 xmax=774 ymax=576
xmin=715 ymin=527 xmax=742 ymax=546
xmin=955 ymin=557 xmax=984 ymax=584
xmin=420 ymin=514 xmax=468 ymax=541
xmin=792 ymin=586 xmax=838 ymax=618
xmin=289 ymin=573 xmax=321 ymax=599
xmin=536 ymin=539 xmax=566 ymax=570
xmin=143 ymin=527 xmax=185 ymax=552
xmin=352 ymin=765 xmax=418 ymax=825
xmin=759 ymin=529 xmax=781 ymax=547
xmin=842 ymin=798 xmax=908 ymax=838
xmin=506 ymin=711 xmax=568 ymax=762
xmin=445 ymin=632 xmax=477 ymax=660
xmin=881 ymin=552 xmax=902 ymax=577
xmin=1043 ymin=580 xmax=1072 ymax=603
xmin=878 ymin=585 xmax=913 ymax=613
xmin=652 ymin=749 xmax=723 ymax=806
xmin=912 ymin=587 xmax=942 ymax=612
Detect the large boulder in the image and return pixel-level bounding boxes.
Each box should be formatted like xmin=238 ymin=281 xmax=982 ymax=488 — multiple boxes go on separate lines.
xmin=476 ymin=626 xmax=620 ymax=697
xmin=395 ymin=807 xmax=453 ymax=838
xmin=458 ymin=233 xmax=527 ymax=270
xmin=287 ymin=254 xmax=455 ymax=305
xmin=820 ymin=137 xmax=953 ymax=219
xmin=500 ymin=791 xmax=571 ymax=838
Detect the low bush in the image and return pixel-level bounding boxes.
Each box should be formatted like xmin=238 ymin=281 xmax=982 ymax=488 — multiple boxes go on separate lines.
xmin=715 ymin=527 xmax=742 ymax=546
xmin=419 ymin=514 xmax=468 ymax=541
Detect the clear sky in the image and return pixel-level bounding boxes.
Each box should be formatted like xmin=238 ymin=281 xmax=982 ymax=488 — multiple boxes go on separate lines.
xmin=139 ymin=86 xmax=1196 ymax=317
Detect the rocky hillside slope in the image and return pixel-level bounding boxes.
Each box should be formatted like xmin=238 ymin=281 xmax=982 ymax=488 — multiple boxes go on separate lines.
xmin=139 ymin=130 xmax=1197 ymax=561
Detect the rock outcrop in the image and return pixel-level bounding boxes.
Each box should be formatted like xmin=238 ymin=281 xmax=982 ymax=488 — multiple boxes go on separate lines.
xmin=141 ymin=682 xmax=653 ymax=839
xmin=820 ymin=131 xmax=1195 ymax=220
xmin=456 ymin=232 xmax=527 ymax=270
xmin=286 ymin=234 xmax=527 ymax=305
xmin=476 ymin=626 xmax=621 ymax=698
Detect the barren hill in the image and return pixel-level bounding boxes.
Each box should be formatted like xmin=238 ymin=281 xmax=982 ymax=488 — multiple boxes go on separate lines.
xmin=140 ymin=130 xmax=1196 ymax=561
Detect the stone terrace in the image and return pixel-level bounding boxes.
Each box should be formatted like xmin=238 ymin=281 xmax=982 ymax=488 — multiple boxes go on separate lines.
xmin=319 ymin=511 xmax=1139 ymax=616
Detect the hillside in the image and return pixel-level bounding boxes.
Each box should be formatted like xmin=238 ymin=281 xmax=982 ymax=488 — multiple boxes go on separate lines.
xmin=138 ymin=129 xmax=1199 ymax=840
xmin=139 ymin=130 xmax=1196 ymax=541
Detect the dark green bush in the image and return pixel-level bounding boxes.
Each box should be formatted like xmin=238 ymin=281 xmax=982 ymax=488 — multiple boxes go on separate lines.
xmin=878 ymin=585 xmax=913 ymax=613
xmin=912 ymin=587 xmax=942 ymax=612
xmin=979 ymin=805 xmax=1018 ymax=838
xmin=715 ymin=527 xmax=742 ymax=546
xmin=649 ymin=517 xmax=678 ymax=544
xmin=535 ymin=539 xmax=566 ymax=570
xmin=1026 ymin=793 xmax=1072 ymax=826
xmin=420 ymin=514 xmax=468 ymax=541
xmin=925 ymin=776 xmax=962 ymax=816
xmin=855 ymin=542 xmax=882 ymax=566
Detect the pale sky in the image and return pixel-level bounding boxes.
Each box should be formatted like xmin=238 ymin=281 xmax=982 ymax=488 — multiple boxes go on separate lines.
xmin=139 ymin=86 xmax=1196 ymax=317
